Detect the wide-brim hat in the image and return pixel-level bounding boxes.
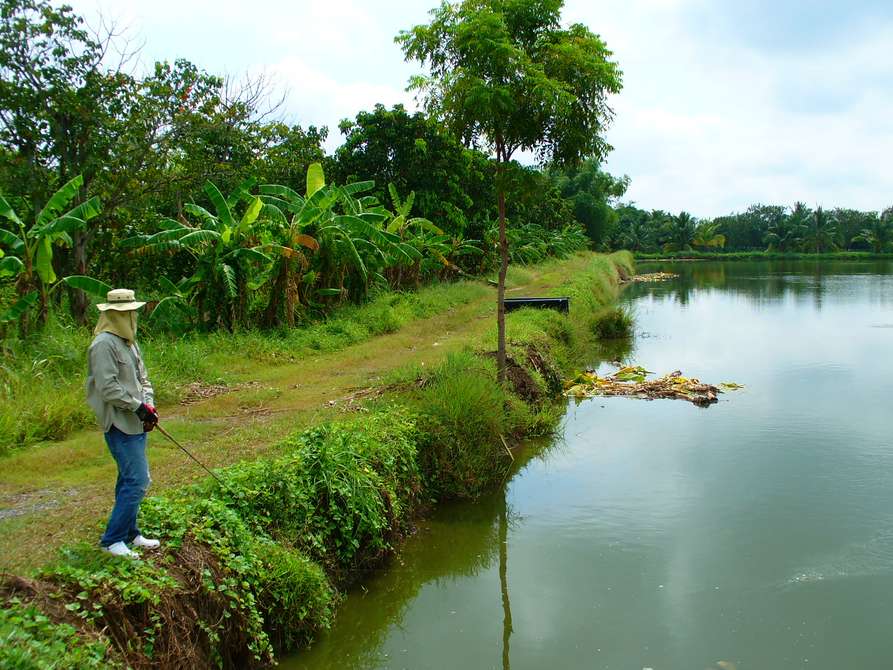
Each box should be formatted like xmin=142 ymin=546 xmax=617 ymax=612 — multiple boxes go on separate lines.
xmin=97 ymin=288 xmax=146 ymax=312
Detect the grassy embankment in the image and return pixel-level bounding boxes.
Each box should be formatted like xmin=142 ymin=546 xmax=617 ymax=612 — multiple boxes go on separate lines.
xmin=635 ymin=250 xmax=893 ymax=261
xmin=0 ymin=251 xmax=633 ymax=669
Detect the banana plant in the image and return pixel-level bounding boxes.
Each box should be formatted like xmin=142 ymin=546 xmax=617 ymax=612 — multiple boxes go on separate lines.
xmin=255 ymin=163 xmax=333 ymax=326
xmin=124 ymin=179 xmax=270 ymax=330
xmin=0 ymin=176 xmax=100 ymax=332
xmin=382 ymin=183 xmax=444 ymax=287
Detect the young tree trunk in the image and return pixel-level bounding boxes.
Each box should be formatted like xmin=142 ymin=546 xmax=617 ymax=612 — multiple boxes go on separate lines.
xmin=69 ymin=229 xmax=91 ymax=325
xmin=496 ymin=160 xmax=508 ymax=384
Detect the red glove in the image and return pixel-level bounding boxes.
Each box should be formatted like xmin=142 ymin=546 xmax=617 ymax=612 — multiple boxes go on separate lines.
xmin=136 ymin=403 xmax=159 ymax=431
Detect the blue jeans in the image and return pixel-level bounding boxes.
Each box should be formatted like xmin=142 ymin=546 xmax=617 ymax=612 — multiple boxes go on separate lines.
xmin=100 ymin=426 xmax=150 ymax=546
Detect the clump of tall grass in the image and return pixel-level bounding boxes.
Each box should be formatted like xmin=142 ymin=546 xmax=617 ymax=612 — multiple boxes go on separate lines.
xmin=409 ymin=352 xmax=509 ymax=499
xmin=591 ymin=306 xmax=634 ymax=339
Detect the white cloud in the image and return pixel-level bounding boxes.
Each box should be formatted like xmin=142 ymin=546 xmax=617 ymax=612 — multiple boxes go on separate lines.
xmin=67 ymin=0 xmax=893 ymax=217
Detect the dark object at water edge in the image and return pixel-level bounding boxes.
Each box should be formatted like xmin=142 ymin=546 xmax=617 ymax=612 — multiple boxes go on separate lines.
xmin=504 ymin=297 xmax=570 ymax=314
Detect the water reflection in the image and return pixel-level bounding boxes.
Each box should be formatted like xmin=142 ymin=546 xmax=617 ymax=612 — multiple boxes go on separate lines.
xmin=287 ymin=261 xmax=893 ymax=670
xmin=500 ymin=493 xmax=512 ymax=670
xmin=636 ymin=259 xmax=893 ymax=310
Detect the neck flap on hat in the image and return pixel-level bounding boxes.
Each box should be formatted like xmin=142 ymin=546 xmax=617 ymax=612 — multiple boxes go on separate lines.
xmin=94 ymin=310 xmax=138 ymax=344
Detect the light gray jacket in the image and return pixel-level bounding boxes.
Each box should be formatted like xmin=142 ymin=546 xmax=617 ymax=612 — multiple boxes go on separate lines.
xmin=85 ymin=332 xmax=155 ymax=435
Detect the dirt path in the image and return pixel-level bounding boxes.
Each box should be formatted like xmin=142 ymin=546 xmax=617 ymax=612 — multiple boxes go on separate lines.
xmin=0 ymin=255 xmax=593 ymax=573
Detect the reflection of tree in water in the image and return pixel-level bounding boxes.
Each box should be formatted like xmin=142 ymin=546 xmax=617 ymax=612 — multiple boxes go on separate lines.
xmin=634 ymin=260 xmax=893 ymax=310
xmin=500 ymin=490 xmax=512 ymax=670
xmin=292 ymin=445 xmax=539 ymax=670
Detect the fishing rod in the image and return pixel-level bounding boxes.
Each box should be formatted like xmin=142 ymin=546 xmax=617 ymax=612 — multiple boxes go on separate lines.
xmin=155 ymin=423 xmax=228 ymax=490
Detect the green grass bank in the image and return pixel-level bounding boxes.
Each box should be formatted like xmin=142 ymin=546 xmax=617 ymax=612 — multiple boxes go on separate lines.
xmin=0 ymin=251 xmax=633 ymax=669
xmin=0 ymin=280 xmax=489 ymax=454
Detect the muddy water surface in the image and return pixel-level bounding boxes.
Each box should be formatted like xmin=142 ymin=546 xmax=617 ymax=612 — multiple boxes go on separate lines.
xmin=285 ymin=260 xmax=893 ymax=670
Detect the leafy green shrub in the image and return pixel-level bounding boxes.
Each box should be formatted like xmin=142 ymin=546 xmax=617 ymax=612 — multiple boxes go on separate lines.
xmin=252 ymin=540 xmax=336 ymax=651
xmin=0 ymin=600 xmax=117 ymax=669
xmin=591 ymin=306 xmax=634 ymax=339
xmin=411 ymin=352 xmax=510 ymax=499
xmin=217 ymin=409 xmax=421 ymax=574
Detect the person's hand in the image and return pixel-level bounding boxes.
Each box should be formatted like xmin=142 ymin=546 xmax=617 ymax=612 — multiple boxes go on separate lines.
xmin=136 ymin=403 xmax=159 ymax=431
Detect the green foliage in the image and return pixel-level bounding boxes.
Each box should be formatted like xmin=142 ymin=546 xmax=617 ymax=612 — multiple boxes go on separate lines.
xmin=592 ymin=306 xmax=634 ymax=339
xmin=410 ymin=352 xmax=510 ymax=499
xmin=334 ymin=104 xmax=494 ymax=236
xmin=398 ymin=0 xmax=623 ymax=381
xmin=0 ymin=600 xmax=116 ymax=669
xmin=217 ymin=409 xmax=421 ymax=571
xmin=0 ymin=176 xmax=101 ymax=332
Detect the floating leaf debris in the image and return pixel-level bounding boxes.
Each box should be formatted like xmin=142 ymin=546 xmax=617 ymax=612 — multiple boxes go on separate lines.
xmin=624 ymin=272 xmax=679 ymax=283
xmin=564 ymin=367 xmax=743 ymax=407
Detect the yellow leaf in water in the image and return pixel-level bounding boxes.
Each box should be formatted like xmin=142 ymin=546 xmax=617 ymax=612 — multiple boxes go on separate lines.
xmin=565 ymin=385 xmax=589 ymax=398
xmin=715 ymin=661 xmax=737 ymax=670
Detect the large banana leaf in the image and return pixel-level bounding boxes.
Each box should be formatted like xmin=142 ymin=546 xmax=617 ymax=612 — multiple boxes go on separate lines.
xmin=35 ymin=237 xmax=56 ymax=284
xmin=63 ymin=196 xmax=101 ymax=222
xmin=36 ymin=175 xmax=83 ymax=226
xmin=387 ymin=215 xmax=406 ymax=234
xmin=61 ymin=275 xmax=112 ymax=298
xmin=130 ymin=240 xmax=183 ymax=255
xmin=30 ymin=214 xmax=87 ymax=237
xmin=158 ymin=276 xmax=183 ymax=297
xmin=157 ymin=217 xmax=189 ymax=231
xmin=226 ymin=247 xmax=271 ymax=264
xmin=306 ymin=163 xmax=325 ymax=198
xmin=179 ymin=230 xmax=221 ymax=247
xmin=342 ymin=180 xmax=375 ymax=196
xmin=259 ymin=184 xmax=302 ymax=202
xmin=262 ymin=244 xmax=307 ymax=261
xmin=203 ymin=181 xmax=235 ymax=230
xmin=238 ymin=196 xmax=263 ymax=234
xmin=220 ymin=263 xmax=237 ymax=298
xmin=0 ymin=194 xmax=23 ymax=227
xmin=0 ymin=227 xmax=24 ymax=253
xmin=259 ymin=202 xmax=289 ymax=226
xmin=409 ymin=217 xmax=443 ymax=234
xmin=226 ymin=176 xmax=257 ymax=209
xmin=184 ymin=203 xmax=217 ymax=227
xmin=148 ymin=295 xmax=193 ymax=324
xmin=0 ymin=255 xmax=24 ymax=278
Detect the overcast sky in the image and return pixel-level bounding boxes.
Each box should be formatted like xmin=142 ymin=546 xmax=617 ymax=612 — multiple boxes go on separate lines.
xmin=69 ymin=0 xmax=893 ymax=217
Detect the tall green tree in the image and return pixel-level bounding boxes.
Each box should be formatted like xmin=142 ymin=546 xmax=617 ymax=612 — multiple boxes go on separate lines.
xmin=398 ymin=0 xmax=622 ymax=380
xmin=802 ymin=206 xmax=837 ymax=254
xmin=334 ymin=104 xmax=493 ymax=236
xmin=551 ymin=158 xmax=629 ymax=246
xmin=853 ymin=208 xmax=893 ymax=253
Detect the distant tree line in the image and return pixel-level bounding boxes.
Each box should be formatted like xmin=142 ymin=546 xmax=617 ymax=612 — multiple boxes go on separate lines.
xmin=606 ymin=202 xmax=893 ymax=255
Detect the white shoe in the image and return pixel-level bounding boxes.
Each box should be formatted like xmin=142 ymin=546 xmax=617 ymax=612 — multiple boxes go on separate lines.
xmin=103 ymin=541 xmax=139 ymax=559
xmin=132 ymin=535 xmax=160 ymax=550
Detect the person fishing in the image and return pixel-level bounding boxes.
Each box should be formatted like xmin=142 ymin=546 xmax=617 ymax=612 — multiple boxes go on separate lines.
xmin=86 ymin=289 xmax=161 ymax=558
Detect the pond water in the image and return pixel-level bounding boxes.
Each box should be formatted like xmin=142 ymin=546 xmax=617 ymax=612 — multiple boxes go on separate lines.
xmin=285 ymin=260 xmax=893 ymax=670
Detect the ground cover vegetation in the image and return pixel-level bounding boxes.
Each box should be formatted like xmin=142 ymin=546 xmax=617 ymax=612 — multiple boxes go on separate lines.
xmin=0 ymin=251 xmax=634 ymax=669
